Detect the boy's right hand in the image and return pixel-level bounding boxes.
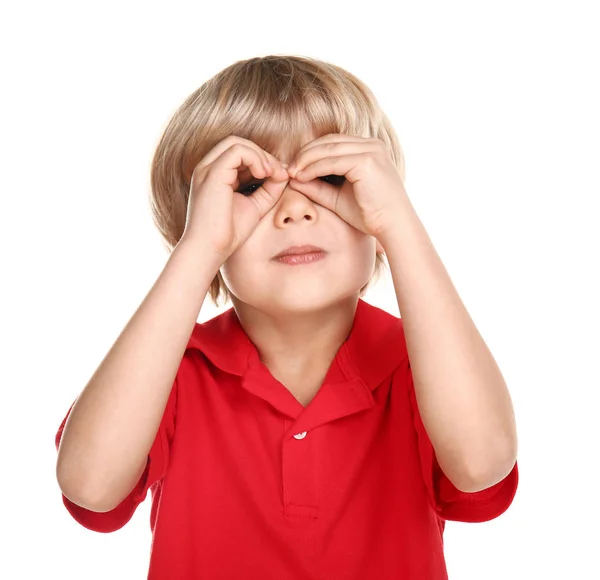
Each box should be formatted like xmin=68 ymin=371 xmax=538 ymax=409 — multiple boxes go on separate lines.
xmin=180 ymin=136 xmax=290 ymax=261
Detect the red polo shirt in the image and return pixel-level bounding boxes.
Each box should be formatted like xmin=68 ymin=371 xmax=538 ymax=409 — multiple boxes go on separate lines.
xmin=55 ymin=298 xmax=518 ymax=579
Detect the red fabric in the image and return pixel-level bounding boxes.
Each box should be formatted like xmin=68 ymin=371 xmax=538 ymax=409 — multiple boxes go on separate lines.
xmin=55 ymin=298 xmax=518 ymax=579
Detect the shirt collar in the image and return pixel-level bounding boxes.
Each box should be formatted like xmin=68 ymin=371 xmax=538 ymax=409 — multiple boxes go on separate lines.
xmin=187 ymin=298 xmax=408 ymax=394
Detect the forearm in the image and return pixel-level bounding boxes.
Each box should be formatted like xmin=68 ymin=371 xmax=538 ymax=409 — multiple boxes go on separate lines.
xmin=56 ymin=238 xmax=222 ymax=511
xmin=379 ymin=196 xmax=518 ymax=492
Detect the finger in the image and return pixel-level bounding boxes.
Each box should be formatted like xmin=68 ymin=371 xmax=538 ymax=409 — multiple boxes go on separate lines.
xmin=220 ymin=144 xmax=270 ymax=185
xmin=248 ymin=173 xmax=289 ymax=218
xmin=290 ymin=143 xmax=369 ymax=177
xmin=292 ymin=153 xmax=364 ymax=184
xmin=198 ymin=136 xmax=272 ymax=176
xmin=291 ymin=135 xmax=367 ymax=163
xmin=263 ymin=151 xmax=290 ymax=181
xmin=288 ymin=177 xmax=339 ymax=213
xmin=294 ymin=133 xmax=364 ymax=154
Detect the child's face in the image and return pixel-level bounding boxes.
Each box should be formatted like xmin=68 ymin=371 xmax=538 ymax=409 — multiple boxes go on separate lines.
xmin=220 ymin=131 xmax=384 ymax=313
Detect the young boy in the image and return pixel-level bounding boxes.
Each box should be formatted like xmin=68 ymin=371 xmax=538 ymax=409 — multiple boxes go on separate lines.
xmin=55 ymin=54 xmax=518 ymax=579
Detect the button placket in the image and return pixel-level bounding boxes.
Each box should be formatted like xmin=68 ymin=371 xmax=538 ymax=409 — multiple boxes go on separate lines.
xmin=282 ymin=428 xmax=319 ymax=521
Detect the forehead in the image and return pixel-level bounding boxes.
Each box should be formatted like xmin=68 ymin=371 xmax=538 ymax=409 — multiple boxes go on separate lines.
xmin=268 ymin=130 xmax=318 ymax=162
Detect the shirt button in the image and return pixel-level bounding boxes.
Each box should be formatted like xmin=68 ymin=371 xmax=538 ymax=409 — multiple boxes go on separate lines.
xmin=293 ymin=431 xmax=307 ymax=439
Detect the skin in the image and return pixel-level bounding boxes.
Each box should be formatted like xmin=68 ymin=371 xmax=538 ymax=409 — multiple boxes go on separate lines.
xmin=220 ymin=131 xmax=386 ymax=393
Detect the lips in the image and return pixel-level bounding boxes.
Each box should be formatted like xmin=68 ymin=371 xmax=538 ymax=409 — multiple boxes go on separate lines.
xmin=273 ymin=244 xmax=326 ymax=258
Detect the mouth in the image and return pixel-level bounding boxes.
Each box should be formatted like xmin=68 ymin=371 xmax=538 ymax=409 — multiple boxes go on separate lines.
xmin=273 ymin=244 xmax=326 ymax=259
xmin=272 ymin=245 xmax=327 ymax=266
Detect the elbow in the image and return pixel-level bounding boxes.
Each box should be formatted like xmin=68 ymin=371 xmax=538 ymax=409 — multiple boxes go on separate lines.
xmin=56 ymin=463 xmax=118 ymax=513
xmin=455 ymin=452 xmax=518 ymax=493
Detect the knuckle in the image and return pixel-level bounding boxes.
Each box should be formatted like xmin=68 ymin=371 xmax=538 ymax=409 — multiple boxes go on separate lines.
xmin=228 ymin=141 xmax=245 ymax=152
xmin=364 ymin=155 xmax=377 ymax=168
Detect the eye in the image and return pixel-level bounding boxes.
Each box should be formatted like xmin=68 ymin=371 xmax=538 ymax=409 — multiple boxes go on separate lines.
xmin=237 ymin=174 xmax=346 ymax=196
xmin=237 ymin=181 xmax=263 ymax=196
xmin=319 ymin=174 xmax=346 ymax=186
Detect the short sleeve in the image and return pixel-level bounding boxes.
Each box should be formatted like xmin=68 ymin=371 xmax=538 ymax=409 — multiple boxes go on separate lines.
xmin=55 ymin=375 xmax=179 ymax=533
xmin=406 ymin=358 xmax=519 ymax=523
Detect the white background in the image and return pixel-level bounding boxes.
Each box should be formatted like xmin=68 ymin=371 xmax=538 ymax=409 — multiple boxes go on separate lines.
xmin=2 ymin=0 xmax=598 ymax=578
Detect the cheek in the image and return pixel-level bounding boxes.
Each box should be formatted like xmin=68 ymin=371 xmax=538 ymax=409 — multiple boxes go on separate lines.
xmin=334 ymin=236 xmax=377 ymax=284
xmin=353 ymin=234 xmax=378 ymax=264
xmin=357 ymin=243 xmax=378 ymax=275
xmin=219 ymin=252 xmax=247 ymax=289
xmin=219 ymin=244 xmax=266 ymax=297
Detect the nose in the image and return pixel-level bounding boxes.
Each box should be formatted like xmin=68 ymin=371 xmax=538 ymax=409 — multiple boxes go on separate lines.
xmin=275 ymin=177 xmax=318 ymax=224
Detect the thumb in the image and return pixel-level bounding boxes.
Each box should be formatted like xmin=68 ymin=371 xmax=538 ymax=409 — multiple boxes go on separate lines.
xmin=288 ymin=177 xmax=338 ymax=212
xmin=250 ymin=163 xmax=291 ymax=217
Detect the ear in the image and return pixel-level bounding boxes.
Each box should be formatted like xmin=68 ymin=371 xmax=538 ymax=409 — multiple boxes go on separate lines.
xmin=376 ymin=239 xmax=385 ymax=255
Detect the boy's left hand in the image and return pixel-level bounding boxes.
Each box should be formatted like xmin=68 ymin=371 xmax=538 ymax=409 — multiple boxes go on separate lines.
xmin=286 ymin=134 xmax=407 ymax=240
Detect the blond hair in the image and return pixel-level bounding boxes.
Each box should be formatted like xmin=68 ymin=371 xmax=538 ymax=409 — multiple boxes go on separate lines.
xmin=150 ymin=54 xmax=406 ymax=308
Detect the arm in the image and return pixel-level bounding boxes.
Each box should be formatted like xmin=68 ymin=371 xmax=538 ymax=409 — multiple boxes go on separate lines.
xmin=56 ymin=238 xmax=222 ymax=512
xmin=379 ymin=196 xmax=518 ymax=493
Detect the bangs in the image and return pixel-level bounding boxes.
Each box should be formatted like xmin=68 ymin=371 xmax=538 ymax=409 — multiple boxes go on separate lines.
xmin=180 ymin=56 xmax=383 ymax=176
